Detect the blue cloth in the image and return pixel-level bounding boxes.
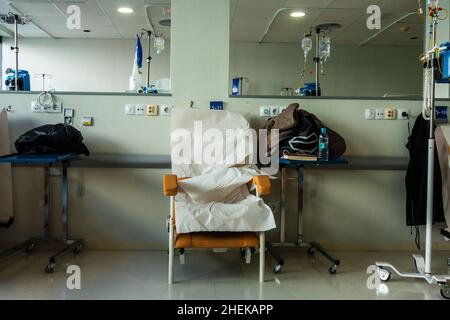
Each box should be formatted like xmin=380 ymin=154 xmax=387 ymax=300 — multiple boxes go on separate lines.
xmin=135 ymin=36 xmax=143 ymax=68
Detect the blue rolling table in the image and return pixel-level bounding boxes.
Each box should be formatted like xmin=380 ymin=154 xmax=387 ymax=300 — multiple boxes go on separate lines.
xmin=269 ymin=157 xmax=348 ymax=275
xmin=0 ymin=153 xmax=82 ymax=273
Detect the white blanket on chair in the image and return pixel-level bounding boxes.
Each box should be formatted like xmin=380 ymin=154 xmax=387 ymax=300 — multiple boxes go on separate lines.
xmin=171 ymin=109 xmax=276 ymax=234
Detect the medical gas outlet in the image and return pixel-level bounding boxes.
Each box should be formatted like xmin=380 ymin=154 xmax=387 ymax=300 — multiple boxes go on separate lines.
xmin=365 ymin=108 xmax=407 ymax=120
xmin=125 ymin=104 xmax=163 ymax=116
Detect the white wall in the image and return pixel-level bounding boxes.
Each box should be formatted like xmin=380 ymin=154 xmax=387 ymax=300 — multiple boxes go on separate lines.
xmin=0 ymin=92 xmax=448 ymax=250
xmin=0 ymin=0 xmax=448 ymax=251
xmin=230 ymin=42 xmax=423 ymax=97
xmin=1 ymin=38 xmax=170 ymax=92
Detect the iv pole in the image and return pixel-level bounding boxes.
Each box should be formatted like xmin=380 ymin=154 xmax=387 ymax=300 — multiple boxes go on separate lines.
xmin=0 ymin=13 xmax=30 ymax=91
xmin=314 ymin=27 xmax=320 ymax=96
xmin=375 ymin=0 xmax=450 ymax=299
xmin=13 ymin=14 xmax=19 ymax=92
xmin=141 ymin=28 xmax=152 ymax=89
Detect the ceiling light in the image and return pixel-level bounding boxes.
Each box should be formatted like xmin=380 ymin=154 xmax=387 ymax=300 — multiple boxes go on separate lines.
xmin=118 ymin=7 xmax=134 ymax=14
xmin=290 ymin=11 xmax=306 ymax=18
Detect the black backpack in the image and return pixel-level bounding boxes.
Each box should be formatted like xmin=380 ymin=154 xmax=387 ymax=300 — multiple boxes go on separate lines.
xmin=15 ymin=123 xmax=90 ymax=156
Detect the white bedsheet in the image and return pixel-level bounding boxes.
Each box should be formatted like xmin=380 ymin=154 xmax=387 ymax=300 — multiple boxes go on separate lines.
xmin=171 ymin=109 xmax=276 ymax=234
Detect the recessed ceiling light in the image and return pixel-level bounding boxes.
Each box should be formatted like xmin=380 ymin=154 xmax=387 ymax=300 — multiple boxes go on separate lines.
xmin=118 ymin=7 xmax=133 ymax=14
xmin=290 ymin=11 xmax=306 ymax=18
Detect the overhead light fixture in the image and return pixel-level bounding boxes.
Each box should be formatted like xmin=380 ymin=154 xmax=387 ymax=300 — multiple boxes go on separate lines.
xmin=290 ymin=11 xmax=306 ymax=18
xmin=118 ymin=7 xmax=134 ymax=14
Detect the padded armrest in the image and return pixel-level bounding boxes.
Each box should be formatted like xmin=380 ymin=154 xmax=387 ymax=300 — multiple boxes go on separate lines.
xmin=251 ymin=175 xmax=271 ymax=196
xmin=163 ymin=174 xmax=178 ymax=196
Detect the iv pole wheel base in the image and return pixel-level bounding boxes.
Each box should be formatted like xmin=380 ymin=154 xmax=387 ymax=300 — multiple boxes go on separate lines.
xmin=73 ymin=243 xmax=82 ymax=254
xmin=25 ymin=242 xmax=35 ymax=253
xmin=441 ymin=284 xmax=450 ymax=300
xmin=378 ymin=267 xmax=391 ymax=282
xmin=329 ymin=264 xmax=337 ymax=274
xmin=45 ymin=262 xmax=55 ymax=274
xmin=273 ymin=264 xmax=283 ymax=274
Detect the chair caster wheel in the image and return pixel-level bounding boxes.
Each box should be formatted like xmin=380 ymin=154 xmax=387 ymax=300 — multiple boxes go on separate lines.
xmin=377 ymin=267 xmax=391 ymax=282
xmin=73 ymin=243 xmax=82 ymax=254
xmin=441 ymin=284 xmax=450 ymax=300
xmin=307 ymin=247 xmax=316 ymax=256
xmin=25 ymin=242 xmax=35 ymax=253
xmin=273 ymin=264 xmax=282 ymax=274
xmin=329 ymin=264 xmax=337 ymax=274
xmin=45 ymin=263 xmax=55 ymax=273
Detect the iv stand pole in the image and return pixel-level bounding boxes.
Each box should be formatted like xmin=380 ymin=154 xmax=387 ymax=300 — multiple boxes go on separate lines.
xmin=425 ymin=6 xmax=437 ymax=276
xmin=375 ymin=5 xmax=450 ymax=297
xmin=142 ymin=29 xmax=152 ymax=89
xmin=314 ymin=27 xmax=320 ymax=96
xmin=12 ymin=14 xmax=19 ymax=92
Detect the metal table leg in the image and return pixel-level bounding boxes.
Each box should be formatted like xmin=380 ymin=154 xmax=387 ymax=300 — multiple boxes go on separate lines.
xmin=45 ymin=161 xmax=82 ymax=273
xmin=267 ymin=164 xmax=341 ymax=275
xmin=298 ymin=165 xmax=340 ymax=274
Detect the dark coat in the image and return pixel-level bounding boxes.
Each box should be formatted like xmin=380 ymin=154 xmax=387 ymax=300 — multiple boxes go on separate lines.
xmin=405 ymin=115 xmax=445 ymax=226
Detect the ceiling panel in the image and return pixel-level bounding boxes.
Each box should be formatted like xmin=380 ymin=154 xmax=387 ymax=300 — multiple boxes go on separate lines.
xmin=378 ymin=0 xmax=420 ymax=13
xmin=8 ymin=1 xmax=60 ymax=15
xmin=0 ymin=0 xmax=171 ymax=39
xmin=233 ymin=5 xmax=283 ymax=19
xmin=284 ymin=0 xmax=334 ymax=8
xmin=53 ymin=1 xmax=105 ymax=16
xmin=231 ymin=0 xmax=424 ymax=45
xmin=327 ymin=0 xmax=382 ymax=9
xmin=81 ymin=15 xmax=113 ymax=27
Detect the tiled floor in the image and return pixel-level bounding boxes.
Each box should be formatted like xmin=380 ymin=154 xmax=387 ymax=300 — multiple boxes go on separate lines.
xmin=0 ymin=249 xmax=449 ymax=300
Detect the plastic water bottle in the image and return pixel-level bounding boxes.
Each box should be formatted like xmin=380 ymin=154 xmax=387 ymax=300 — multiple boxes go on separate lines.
xmin=318 ymin=127 xmax=329 ymax=161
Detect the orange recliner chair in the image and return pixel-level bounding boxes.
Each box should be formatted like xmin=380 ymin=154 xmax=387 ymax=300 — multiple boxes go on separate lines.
xmin=163 ymin=174 xmax=271 ymax=284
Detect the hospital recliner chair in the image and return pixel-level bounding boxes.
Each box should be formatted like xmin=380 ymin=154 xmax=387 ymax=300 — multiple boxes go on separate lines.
xmin=163 ymin=175 xmax=271 ymax=284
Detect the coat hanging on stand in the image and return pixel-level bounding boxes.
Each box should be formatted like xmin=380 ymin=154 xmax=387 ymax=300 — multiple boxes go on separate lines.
xmin=405 ymin=114 xmax=445 ymax=226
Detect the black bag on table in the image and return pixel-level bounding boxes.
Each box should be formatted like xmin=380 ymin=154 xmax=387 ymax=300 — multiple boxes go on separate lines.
xmin=14 ymin=123 xmax=90 ymax=156
xmin=268 ymin=103 xmax=346 ymax=159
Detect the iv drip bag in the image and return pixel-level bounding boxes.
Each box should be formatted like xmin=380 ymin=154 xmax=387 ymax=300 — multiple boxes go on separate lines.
xmin=319 ymin=35 xmax=331 ymax=62
xmin=302 ymin=35 xmax=312 ymax=58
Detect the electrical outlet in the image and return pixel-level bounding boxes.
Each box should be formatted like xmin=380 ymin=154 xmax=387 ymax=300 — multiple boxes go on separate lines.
xmin=365 ymin=108 xmax=376 ymax=120
xmin=398 ymin=109 xmax=409 ymax=120
xmin=146 ymin=104 xmax=159 ymax=116
xmin=160 ymin=104 xmax=173 ymax=116
xmin=125 ymin=104 xmax=135 ymax=115
xmin=278 ymin=106 xmax=287 ymax=113
xmin=270 ymin=106 xmax=280 ymax=116
xmin=135 ymin=104 xmax=146 ymax=115
xmin=31 ymin=101 xmax=62 ymax=113
xmin=375 ymin=109 xmax=385 ymax=120
xmin=384 ymin=108 xmax=397 ymax=120
xmin=260 ymin=106 xmax=271 ymax=117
